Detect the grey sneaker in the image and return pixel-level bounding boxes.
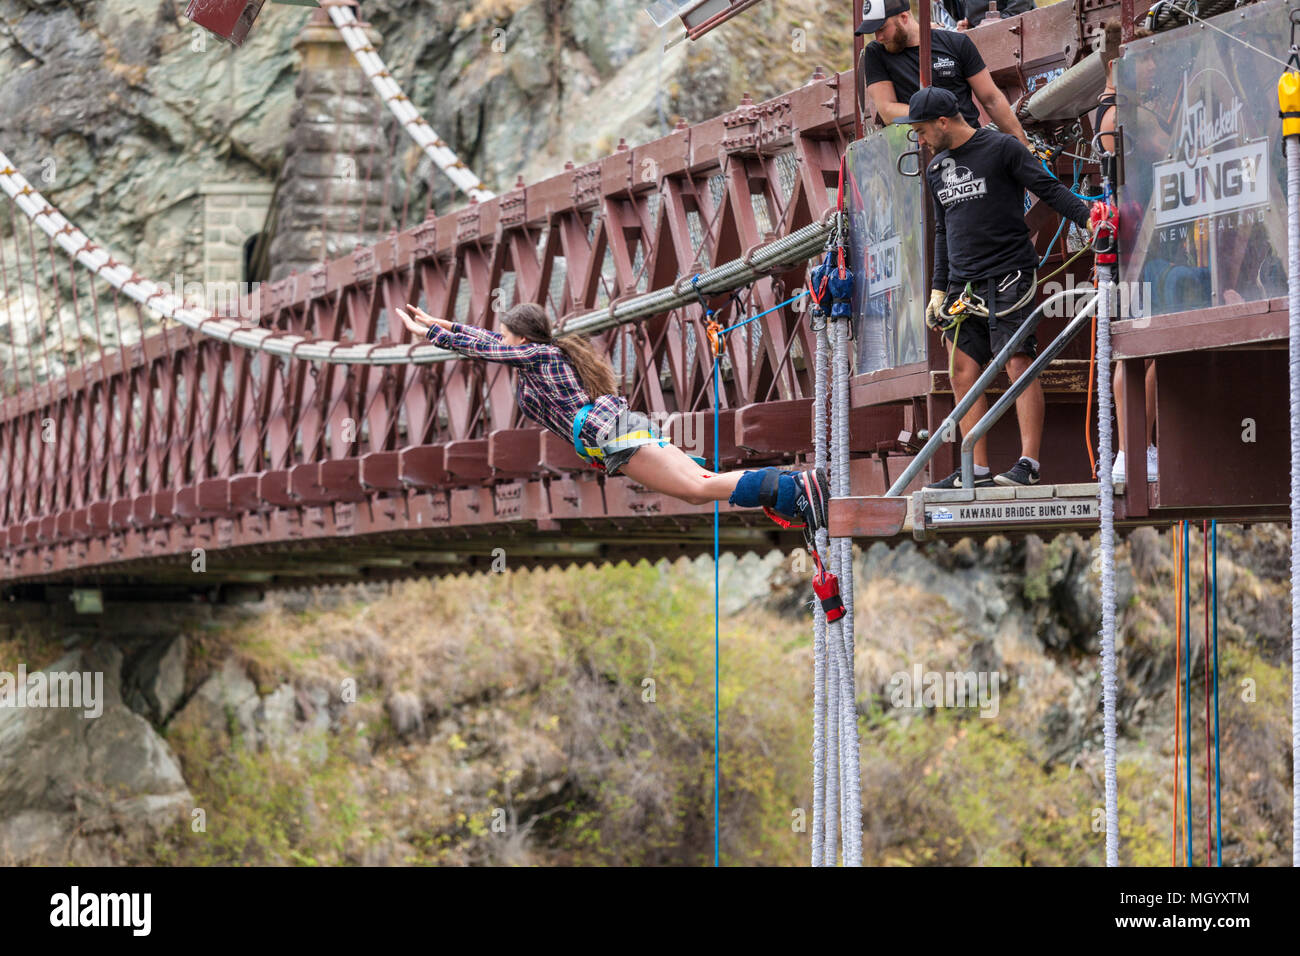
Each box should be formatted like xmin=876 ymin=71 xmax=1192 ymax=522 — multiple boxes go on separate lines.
xmin=925 ymin=468 xmax=994 ymax=490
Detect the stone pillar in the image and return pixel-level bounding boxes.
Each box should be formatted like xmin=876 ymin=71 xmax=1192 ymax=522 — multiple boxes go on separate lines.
xmin=201 ymin=182 xmax=275 ymax=285
xmin=267 ymin=3 xmax=388 ymax=282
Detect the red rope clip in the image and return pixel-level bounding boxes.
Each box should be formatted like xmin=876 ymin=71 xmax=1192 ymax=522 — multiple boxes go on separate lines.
xmin=761 ymin=505 xmax=806 ymax=531
xmin=809 ymin=546 xmax=845 ymax=622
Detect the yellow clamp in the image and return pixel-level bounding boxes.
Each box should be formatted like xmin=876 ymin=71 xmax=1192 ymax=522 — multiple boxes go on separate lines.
xmin=1280 ymin=70 xmax=1300 ymax=138
xmin=954 ymin=284 xmax=985 ymax=316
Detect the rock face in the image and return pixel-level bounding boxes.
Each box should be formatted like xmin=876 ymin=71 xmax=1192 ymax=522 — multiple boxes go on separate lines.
xmin=121 ymin=635 xmax=187 ymax=724
xmin=0 ymin=521 xmax=1294 ymax=865
xmin=0 ymin=0 xmax=850 ymax=390
xmin=0 ymin=643 xmax=191 ymax=865
xmin=170 ymin=655 xmax=262 ymax=747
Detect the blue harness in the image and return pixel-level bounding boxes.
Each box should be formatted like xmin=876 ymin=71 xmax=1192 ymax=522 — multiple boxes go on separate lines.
xmin=572 ymin=403 xmax=708 ymax=469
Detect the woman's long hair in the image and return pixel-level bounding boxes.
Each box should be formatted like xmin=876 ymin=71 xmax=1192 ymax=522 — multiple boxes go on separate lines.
xmin=501 ymin=303 xmax=618 ymax=400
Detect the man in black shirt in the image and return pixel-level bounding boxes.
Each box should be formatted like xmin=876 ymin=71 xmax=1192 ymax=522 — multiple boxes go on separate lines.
xmin=857 ymin=0 xmax=1029 ymax=146
xmin=901 ymin=87 xmax=1095 ymax=488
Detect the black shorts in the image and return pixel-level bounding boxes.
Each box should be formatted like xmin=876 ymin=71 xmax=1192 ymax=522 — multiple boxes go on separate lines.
xmin=941 ymin=270 xmax=1038 ymax=368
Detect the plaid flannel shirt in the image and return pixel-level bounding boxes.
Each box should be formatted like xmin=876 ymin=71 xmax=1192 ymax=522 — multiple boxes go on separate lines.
xmin=426 ymin=322 xmax=625 ymax=449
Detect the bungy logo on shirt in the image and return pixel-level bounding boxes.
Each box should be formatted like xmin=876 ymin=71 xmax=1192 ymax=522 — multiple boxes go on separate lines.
xmin=934 ymin=157 xmax=987 ymax=205
xmin=1153 ymin=68 xmax=1268 ymax=226
xmin=932 ymin=55 xmax=957 ymax=74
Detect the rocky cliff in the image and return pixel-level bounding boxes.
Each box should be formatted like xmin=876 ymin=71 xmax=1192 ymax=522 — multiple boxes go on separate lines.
xmin=0 ymin=0 xmax=849 ymax=279
xmin=0 ymin=0 xmax=848 ymax=387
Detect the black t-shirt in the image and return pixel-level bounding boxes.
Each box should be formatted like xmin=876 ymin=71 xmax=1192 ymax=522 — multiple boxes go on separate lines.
xmin=860 ymin=30 xmax=986 ymax=127
xmin=926 ymin=127 xmax=1091 ymax=286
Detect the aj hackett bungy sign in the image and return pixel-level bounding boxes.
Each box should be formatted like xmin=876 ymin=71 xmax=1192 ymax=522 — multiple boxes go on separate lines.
xmin=1154 ymin=70 xmax=1268 ymax=225
xmin=867 ymin=233 xmax=902 ymax=296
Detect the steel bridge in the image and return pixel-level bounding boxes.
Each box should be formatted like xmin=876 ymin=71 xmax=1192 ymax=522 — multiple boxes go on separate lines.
xmin=1 ymin=0 xmax=1293 ymax=601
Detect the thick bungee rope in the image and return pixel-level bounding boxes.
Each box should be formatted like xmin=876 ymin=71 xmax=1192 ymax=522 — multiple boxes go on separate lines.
xmin=811 ymin=318 xmax=830 ymax=867
xmin=804 ymin=162 xmax=863 ymax=865
xmin=1094 ymin=179 xmax=1120 ymax=866
xmin=1282 ymin=35 xmax=1300 ymax=867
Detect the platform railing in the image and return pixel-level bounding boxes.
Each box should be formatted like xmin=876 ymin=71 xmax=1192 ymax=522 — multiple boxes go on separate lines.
xmin=959 ymin=289 xmax=1103 ymax=489
xmin=884 ymin=287 xmax=1100 ymax=497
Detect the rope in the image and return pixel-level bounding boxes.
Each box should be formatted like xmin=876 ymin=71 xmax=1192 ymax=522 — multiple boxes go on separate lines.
xmin=803 ymin=160 xmax=861 ymax=865
xmin=713 ymin=346 xmax=721 ymax=867
xmin=1287 ymin=120 xmax=1300 ymax=868
xmin=1212 ymin=519 xmax=1222 ymax=866
xmin=1184 ymin=518 xmax=1193 ymax=866
xmin=698 ymin=283 xmax=811 ymax=866
xmin=1173 ymin=523 xmax=1182 ymax=866
xmin=1097 ymin=260 xmax=1120 ymax=867
xmin=811 ymin=321 xmax=830 ymax=867
xmin=323 ymin=1 xmax=495 ymax=203
xmin=1203 ymin=519 xmax=1212 ymax=866
xmin=941 ymin=236 xmax=1094 ymax=384
xmin=830 ymin=310 xmax=862 ymax=866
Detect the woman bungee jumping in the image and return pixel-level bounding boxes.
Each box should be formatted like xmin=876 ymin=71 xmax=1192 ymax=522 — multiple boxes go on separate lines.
xmin=396 ymin=301 xmax=828 ymax=532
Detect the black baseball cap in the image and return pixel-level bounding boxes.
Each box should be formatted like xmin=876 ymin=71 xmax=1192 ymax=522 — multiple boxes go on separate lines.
xmin=898 ymin=86 xmax=961 ymax=123
xmin=856 ymin=0 xmax=910 ymax=34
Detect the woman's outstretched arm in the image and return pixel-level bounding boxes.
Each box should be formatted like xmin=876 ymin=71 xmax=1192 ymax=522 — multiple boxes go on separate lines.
xmin=397 ymin=305 xmax=546 ymax=369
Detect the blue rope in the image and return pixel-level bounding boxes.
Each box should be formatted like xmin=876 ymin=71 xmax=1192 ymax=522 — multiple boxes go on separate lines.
xmin=1183 ymin=519 xmax=1193 ymax=866
xmin=1038 ymin=217 xmax=1068 ymax=269
xmin=712 ymin=351 xmax=720 ymax=868
xmin=1212 ymin=519 xmax=1222 ymax=866
xmin=689 ymin=274 xmax=808 ymax=868
xmin=1040 ymin=156 xmax=1105 ymax=200
xmin=718 ymin=291 xmax=808 ymax=334
xmin=1034 ymin=157 xmax=1096 ymax=271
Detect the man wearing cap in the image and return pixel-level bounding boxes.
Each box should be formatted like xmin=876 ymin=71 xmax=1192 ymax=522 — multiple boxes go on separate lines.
xmin=857 ymin=0 xmax=1030 ymax=147
xmin=900 ymin=87 xmax=1095 ymax=488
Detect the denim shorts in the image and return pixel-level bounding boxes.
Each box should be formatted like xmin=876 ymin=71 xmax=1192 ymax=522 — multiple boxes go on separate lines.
xmin=593 ymin=408 xmax=668 ymax=477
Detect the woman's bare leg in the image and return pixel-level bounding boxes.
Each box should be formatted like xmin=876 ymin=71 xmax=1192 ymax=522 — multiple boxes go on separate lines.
xmin=617 ymin=442 xmax=746 ymax=506
xmin=1113 ymin=362 xmax=1126 ymax=455
xmin=1113 ymin=360 xmax=1158 ymax=455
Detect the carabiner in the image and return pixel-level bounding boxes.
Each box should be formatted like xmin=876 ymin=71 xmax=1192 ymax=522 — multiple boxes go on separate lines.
xmin=1289 ymin=6 xmax=1300 ymax=71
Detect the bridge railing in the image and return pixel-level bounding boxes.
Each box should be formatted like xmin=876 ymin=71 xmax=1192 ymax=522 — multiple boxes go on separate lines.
xmin=0 ymin=71 xmax=854 ymax=548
